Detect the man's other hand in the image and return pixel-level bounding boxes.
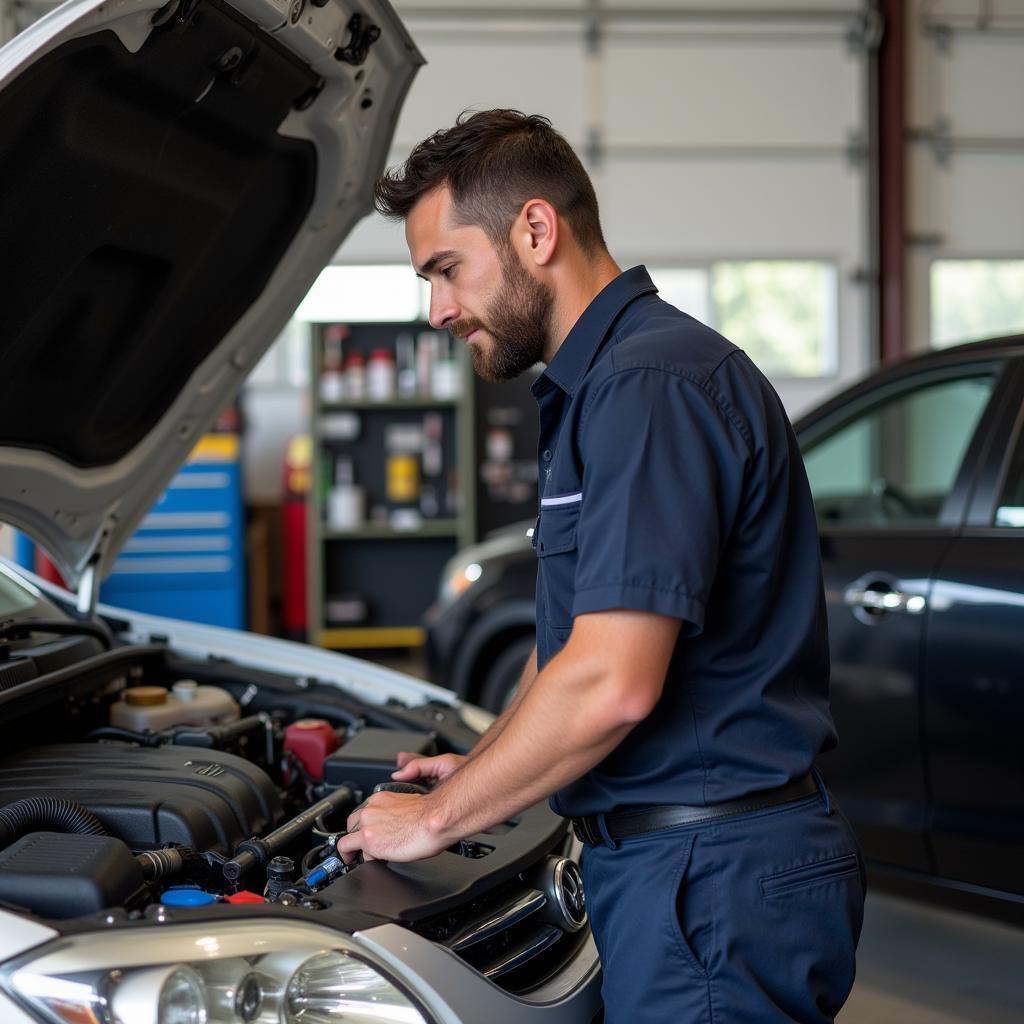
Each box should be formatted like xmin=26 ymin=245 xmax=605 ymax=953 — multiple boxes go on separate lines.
xmin=391 ymin=751 xmax=466 ymax=784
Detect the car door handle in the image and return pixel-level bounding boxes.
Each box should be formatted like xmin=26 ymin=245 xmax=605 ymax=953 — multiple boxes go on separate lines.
xmin=843 ymin=584 xmax=927 ymax=615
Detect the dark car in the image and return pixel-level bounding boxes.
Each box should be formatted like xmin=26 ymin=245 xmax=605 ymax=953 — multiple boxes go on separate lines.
xmin=424 ymin=521 xmax=540 ymax=712
xmin=426 ymin=334 xmax=1024 ymax=920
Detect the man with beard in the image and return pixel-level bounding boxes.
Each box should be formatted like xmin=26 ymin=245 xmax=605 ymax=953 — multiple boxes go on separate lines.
xmin=337 ymin=109 xmax=865 ymax=1024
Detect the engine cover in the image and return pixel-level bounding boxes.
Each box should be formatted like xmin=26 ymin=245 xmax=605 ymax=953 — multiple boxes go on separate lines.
xmin=0 ymin=744 xmax=282 ymax=856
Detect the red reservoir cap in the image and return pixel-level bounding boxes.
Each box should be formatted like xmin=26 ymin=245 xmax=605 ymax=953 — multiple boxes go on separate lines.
xmin=283 ymin=718 xmax=340 ymax=781
xmin=225 ymin=890 xmax=266 ymax=904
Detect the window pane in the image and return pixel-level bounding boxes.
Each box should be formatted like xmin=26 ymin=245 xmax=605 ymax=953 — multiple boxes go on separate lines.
xmin=0 ymin=562 xmax=41 ymax=617
xmin=802 ymin=374 xmax=995 ymax=527
xmin=995 ymin=430 xmax=1024 ymax=528
xmin=931 ymin=260 xmax=1024 ymax=349
xmin=712 ymin=260 xmax=837 ymax=377
xmin=295 ymin=265 xmax=421 ymax=322
xmin=648 ymin=268 xmax=711 ymax=325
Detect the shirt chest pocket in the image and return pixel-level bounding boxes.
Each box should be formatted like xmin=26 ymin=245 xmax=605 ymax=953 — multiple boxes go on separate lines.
xmin=536 ymin=500 xmax=581 ymax=631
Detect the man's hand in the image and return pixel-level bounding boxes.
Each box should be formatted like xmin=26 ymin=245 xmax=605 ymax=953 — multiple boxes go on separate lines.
xmin=391 ymin=751 xmax=466 ymax=784
xmin=337 ymin=791 xmax=450 ymax=864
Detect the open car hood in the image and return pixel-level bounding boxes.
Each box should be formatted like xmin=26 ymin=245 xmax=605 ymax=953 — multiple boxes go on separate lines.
xmin=0 ymin=0 xmax=421 ymax=605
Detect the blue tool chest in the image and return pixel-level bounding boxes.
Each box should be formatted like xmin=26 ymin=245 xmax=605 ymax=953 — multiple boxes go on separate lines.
xmin=100 ymin=434 xmax=247 ymax=628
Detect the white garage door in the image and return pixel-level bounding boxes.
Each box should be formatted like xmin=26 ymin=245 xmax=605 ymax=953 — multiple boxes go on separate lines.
xmin=907 ymin=0 xmax=1024 ymax=352
xmin=345 ymin=0 xmax=875 ymax=416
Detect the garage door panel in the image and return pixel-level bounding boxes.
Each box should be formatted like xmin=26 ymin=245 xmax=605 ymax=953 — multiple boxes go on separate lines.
xmin=392 ymin=29 xmax=587 ymax=149
xmin=906 ymin=143 xmax=952 ymax=237
xmin=922 ymin=0 xmax=1024 ymax=18
xmin=941 ymin=154 xmax=1024 ymax=251
xmin=603 ymin=36 xmax=861 ymax=148
xmin=334 ymin=206 xmax=410 ymax=263
xmin=942 ymin=36 xmax=1024 ymax=137
xmin=606 ymin=0 xmax=859 ymax=9
xmin=395 ymin=0 xmax=586 ymax=8
xmin=601 ymin=157 xmax=864 ymax=257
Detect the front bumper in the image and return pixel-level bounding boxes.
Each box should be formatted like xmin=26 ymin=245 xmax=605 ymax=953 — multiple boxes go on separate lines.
xmin=357 ymin=921 xmax=603 ymax=1024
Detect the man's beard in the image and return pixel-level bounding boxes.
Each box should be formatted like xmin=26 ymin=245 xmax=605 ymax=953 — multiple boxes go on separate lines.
xmin=450 ymin=248 xmax=554 ymax=382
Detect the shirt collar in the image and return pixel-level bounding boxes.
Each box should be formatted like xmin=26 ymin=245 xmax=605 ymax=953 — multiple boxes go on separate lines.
xmin=534 ymin=265 xmax=658 ymax=399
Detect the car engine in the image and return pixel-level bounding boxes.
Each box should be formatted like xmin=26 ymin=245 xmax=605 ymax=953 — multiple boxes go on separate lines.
xmin=0 ymin=628 xmax=586 ymax=1000
xmin=0 ymin=648 xmax=458 ymax=920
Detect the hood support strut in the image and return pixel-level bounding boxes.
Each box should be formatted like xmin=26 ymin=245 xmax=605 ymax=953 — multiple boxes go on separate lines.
xmin=75 ymin=518 xmax=115 ymax=620
xmin=76 ymin=563 xmax=101 ymax=619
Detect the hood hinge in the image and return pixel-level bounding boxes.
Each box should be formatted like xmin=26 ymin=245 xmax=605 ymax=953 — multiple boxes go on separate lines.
xmin=334 ymin=13 xmax=380 ymax=66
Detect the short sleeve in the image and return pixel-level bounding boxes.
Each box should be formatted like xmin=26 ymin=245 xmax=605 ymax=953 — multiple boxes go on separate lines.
xmin=571 ymin=368 xmax=750 ymax=634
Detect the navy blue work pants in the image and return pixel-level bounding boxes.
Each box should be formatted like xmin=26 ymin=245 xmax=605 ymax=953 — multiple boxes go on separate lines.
xmin=580 ymin=788 xmax=865 ymax=1023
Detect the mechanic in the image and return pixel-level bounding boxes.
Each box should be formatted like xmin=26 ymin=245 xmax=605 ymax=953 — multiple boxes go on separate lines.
xmin=338 ymin=109 xmax=865 ymax=1023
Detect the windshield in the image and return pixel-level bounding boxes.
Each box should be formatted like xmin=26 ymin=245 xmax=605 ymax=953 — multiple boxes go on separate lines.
xmin=0 ymin=559 xmax=57 ymax=618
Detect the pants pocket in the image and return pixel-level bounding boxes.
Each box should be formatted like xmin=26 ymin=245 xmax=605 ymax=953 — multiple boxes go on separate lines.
xmin=759 ymin=852 xmax=862 ymax=899
xmin=669 ymin=833 xmax=711 ymax=979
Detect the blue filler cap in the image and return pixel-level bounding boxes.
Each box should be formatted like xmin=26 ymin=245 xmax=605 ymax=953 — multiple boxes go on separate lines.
xmin=161 ymin=887 xmax=218 ymax=907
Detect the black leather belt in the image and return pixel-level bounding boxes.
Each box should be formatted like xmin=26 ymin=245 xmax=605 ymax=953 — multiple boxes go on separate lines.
xmin=570 ymin=772 xmax=819 ymax=846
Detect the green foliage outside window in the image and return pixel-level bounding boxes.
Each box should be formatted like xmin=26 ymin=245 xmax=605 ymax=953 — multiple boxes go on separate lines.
xmin=713 ymin=261 xmax=835 ymax=378
xmin=931 ymin=260 xmax=1024 ymax=348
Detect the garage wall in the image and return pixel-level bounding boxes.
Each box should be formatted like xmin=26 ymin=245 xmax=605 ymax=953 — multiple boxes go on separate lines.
xmin=906 ymin=0 xmax=1024 ymax=351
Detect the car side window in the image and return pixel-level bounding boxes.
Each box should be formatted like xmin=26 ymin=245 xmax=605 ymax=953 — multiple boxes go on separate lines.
xmin=994 ymin=432 xmax=1024 ymax=528
xmin=801 ymin=373 xmax=996 ymax=527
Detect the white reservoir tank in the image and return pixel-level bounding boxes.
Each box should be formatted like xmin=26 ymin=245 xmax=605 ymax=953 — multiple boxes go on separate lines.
xmin=110 ymin=681 xmax=240 ymax=732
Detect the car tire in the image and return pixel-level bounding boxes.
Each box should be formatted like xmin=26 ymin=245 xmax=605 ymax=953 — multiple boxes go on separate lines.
xmin=479 ymin=634 xmax=536 ymax=713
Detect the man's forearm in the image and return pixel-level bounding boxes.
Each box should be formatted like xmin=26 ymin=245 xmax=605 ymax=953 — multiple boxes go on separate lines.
xmin=425 ymin=640 xmax=640 ymax=840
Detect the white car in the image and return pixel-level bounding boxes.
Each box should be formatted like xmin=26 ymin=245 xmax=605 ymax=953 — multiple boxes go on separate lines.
xmin=0 ymin=0 xmax=601 ymax=1020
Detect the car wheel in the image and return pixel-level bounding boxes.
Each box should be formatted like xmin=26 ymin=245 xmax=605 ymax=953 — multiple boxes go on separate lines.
xmin=479 ymin=635 xmax=536 ymax=713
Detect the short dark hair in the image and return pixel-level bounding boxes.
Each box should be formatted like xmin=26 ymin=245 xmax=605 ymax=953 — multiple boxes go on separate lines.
xmin=374 ymin=109 xmax=606 ymax=255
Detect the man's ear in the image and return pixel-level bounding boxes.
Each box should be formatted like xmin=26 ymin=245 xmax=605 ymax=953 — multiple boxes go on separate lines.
xmin=514 ymin=198 xmax=558 ymax=267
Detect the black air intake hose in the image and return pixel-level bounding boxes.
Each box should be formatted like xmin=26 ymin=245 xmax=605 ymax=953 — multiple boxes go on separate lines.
xmin=0 ymin=797 xmax=107 ymax=850
xmin=136 ymin=847 xmax=186 ymax=882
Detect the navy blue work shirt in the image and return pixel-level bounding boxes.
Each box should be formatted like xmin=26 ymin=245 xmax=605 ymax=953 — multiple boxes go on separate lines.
xmin=531 ymin=265 xmax=836 ymax=817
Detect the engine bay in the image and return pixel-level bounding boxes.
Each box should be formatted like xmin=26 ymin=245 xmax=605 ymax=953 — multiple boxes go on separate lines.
xmin=0 ymin=626 xmax=563 ymax=930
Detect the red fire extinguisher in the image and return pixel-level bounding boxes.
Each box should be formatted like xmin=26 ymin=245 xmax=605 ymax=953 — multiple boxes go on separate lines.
xmin=281 ymin=434 xmax=311 ymax=639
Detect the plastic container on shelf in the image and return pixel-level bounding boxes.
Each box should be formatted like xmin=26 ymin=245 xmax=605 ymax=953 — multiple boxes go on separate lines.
xmin=367 ymin=348 xmax=396 ymax=401
xmin=431 ymin=357 xmax=461 ymax=399
xmin=327 ymin=457 xmax=364 ymax=530
xmin=344 ymin=351 xmax=366 ymax=399
xmin=386 ymin=452 xmax=420 ymax=504
xmin=415 ymin=332 xmax=438 ymax=396
xmin=395 ymin=333 xmax=416 ymax=397
xmin=320 ymin=325 xmax=347 ymax=403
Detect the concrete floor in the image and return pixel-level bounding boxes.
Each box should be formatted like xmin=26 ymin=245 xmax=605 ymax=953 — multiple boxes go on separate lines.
xmin=841 ymin=892 xmax=1024 ymax=1022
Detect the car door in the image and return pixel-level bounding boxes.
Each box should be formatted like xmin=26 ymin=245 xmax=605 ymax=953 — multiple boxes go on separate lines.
xmin=798 ymin=358 xmax=1009 ymax=872
xmin=922 ymin=358 xmax=1024 ymax=896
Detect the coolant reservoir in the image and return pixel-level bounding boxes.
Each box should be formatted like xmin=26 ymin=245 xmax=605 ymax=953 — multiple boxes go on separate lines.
xmin=110 ymin=681 xmax=240 ymax=732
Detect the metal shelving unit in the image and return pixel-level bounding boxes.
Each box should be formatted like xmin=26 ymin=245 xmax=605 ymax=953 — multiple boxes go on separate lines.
xmin=307 ymin=322 xmax=475 ymax=651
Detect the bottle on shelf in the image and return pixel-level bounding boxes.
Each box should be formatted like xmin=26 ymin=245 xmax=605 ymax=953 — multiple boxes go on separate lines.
xmin=422 ymin=411 xmax=443 ymax=479
xmin=320 ymin=324 xmax=346 ymax=403
xmin=395 ymin=333 xmax=417 ymax=398
xmin=344 ymin=350 xmax=366 ymax=400
xmin=367 ymin=348 xmax=396 ymax=401
xmin=326 ymin=456 xmax=364 ymax=531
xmin=415 ymin=331 xmax=438 ymax=397
xmin=431 ymin=333 xmax=462 ymax=399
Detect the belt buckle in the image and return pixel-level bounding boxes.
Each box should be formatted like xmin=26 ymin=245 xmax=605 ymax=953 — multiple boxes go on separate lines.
xmin=572 ymin=816 xmax=600 ymax=846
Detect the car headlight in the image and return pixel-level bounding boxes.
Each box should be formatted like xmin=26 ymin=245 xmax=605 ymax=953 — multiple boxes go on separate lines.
xmin=3 ymin=921 xmax=431 ymax=1024
xmin=440 ymin=562 xmax=483 ymax=604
